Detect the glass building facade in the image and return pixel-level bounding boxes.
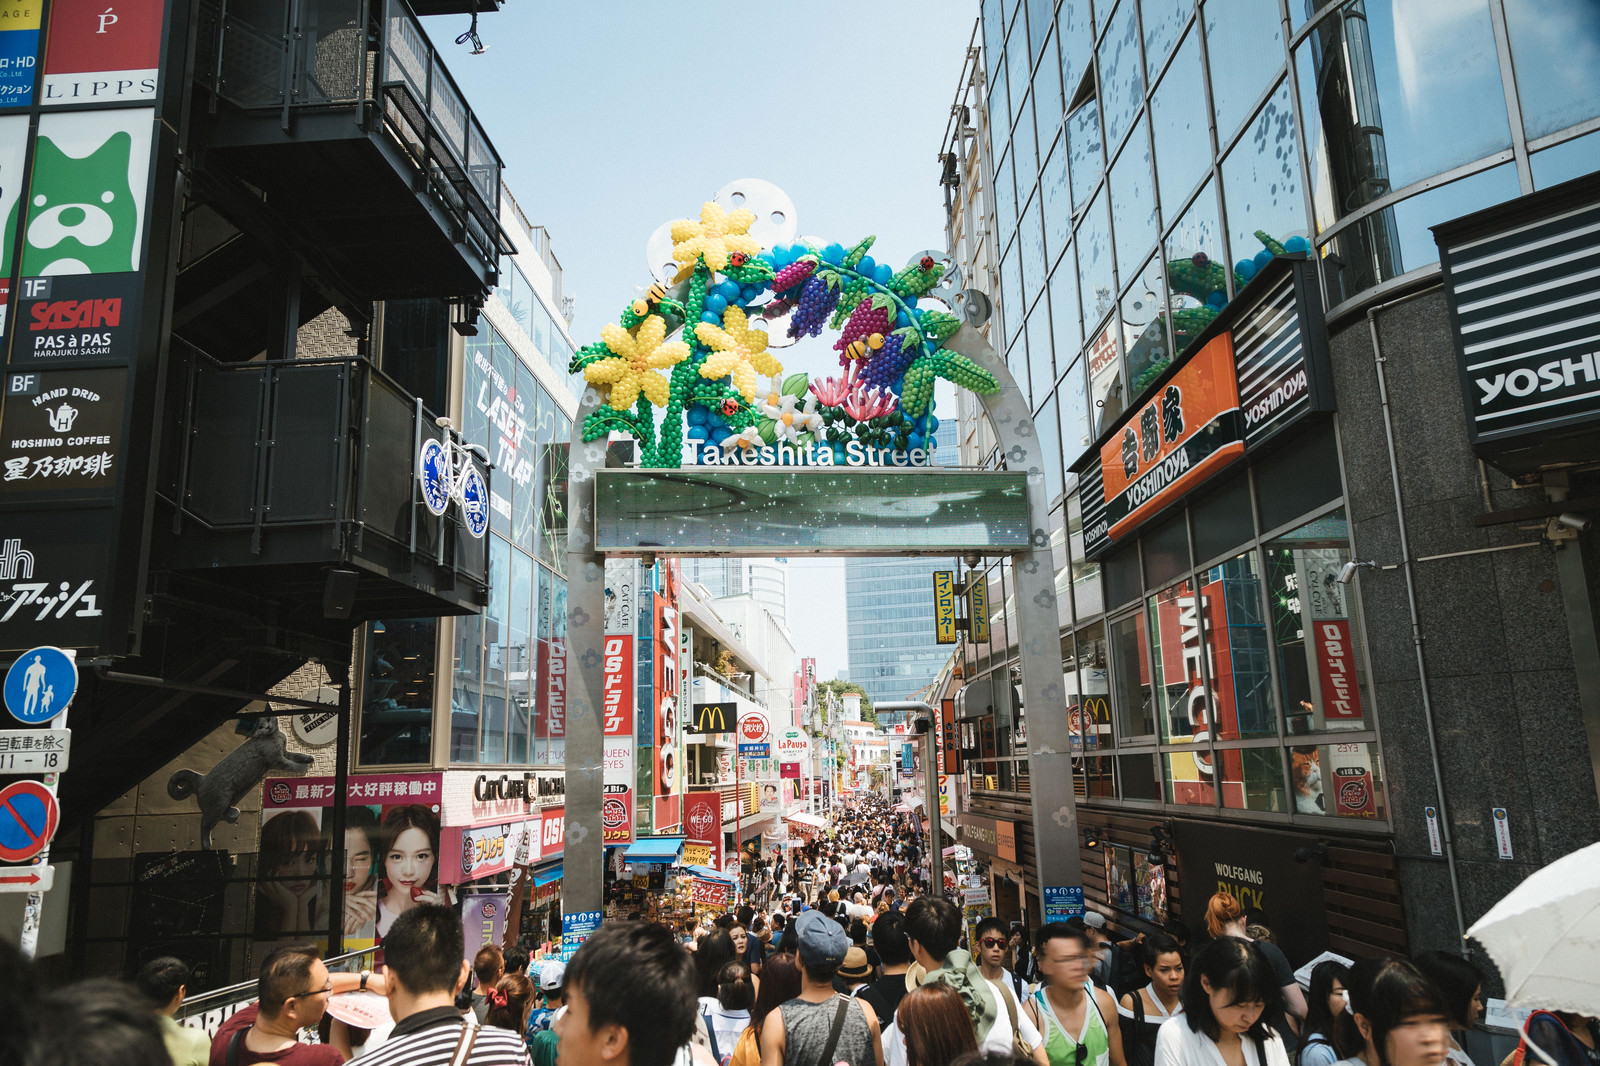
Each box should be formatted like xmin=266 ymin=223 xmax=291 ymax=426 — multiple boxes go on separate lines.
xmin=952 ymin=0 xmax=1598 ymax=829
xmin=357 ymin=248 xmax=580 ymax=770
xmin=845 ymin=420 xmax=961 ymax=707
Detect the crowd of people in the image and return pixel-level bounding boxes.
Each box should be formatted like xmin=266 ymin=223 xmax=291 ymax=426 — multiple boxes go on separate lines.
xmin=1 ymin=795 xmax=1596 ymax=1066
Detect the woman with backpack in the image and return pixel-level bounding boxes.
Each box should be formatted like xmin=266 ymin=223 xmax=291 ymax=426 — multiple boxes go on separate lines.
xmin=1330 ymin=957 xmax=1448 ymax=1066
xmin=1153 ymin=937 xmax=1289 ymax=1066
xmin=1118 ymin=934 xmax=1185 ymax=1066
xmin=1295 ymin=961 xmax=1351 ymax=1066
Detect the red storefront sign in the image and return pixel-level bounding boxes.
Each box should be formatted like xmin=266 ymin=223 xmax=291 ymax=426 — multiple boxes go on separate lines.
xmin=1315 ymin=620 xmax=1363 ymax=721
xmin=683 ymin=790 xmax=722 ymax=869
xmin=602 ymin=784 xmax=634 ymax=845
xmin=603 ymin=635 xmax=633 ymax=737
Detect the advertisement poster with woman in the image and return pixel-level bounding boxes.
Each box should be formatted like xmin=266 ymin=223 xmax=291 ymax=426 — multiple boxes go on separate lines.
xmin=257 ymin=772 xmax=444 ymax=954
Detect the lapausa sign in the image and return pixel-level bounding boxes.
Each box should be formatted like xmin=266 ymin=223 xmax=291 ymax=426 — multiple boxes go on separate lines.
xmin=1435 ymin=173 xmax=1600 ymax=475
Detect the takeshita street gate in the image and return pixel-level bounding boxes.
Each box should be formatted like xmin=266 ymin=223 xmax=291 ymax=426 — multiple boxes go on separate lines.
xmin=562 ymin=181 xmax=1081 ymax=919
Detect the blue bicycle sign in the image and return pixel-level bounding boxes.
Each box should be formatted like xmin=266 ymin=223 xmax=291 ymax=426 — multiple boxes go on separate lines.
xmin=416 ymin=418 xmax=490 ymax=539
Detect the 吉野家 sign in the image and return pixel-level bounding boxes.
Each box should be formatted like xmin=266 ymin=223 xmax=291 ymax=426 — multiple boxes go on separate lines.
xmin=692 ymin=702 xmax=735 ymax=735
xmin=933 ymin=570 xmax=957 ymax=645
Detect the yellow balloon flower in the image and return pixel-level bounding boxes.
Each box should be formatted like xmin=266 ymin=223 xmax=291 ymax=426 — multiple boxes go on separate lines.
xmin=670 ymin=201 xmax=762 ymax=281
xmin=696 ymin=306 xmax=781 ymax=401
xmin=586 ymin=314 xmax=689 ymax=411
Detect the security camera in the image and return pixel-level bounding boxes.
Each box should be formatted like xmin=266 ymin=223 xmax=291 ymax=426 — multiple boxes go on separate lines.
xmin=963 ymin=552 xmax=983 ymax=569
xmin=1558 ymin=512 xmax=1592 ymax=533
xmin=1337 ymin=561 xmax=1376 ymax=585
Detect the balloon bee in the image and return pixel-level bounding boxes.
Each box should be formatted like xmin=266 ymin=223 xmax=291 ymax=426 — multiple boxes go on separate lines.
xmin=631 ymin=282 xmax=668 ymax=317
xmin=843 ymin=332 xmax=886 ymax=361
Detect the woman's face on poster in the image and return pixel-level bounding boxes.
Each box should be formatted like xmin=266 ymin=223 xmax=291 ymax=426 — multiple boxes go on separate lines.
xmin=386 ymin=826 xmax=435 ymax=891
xmin=269 ymin=844 xmax=319 ymax=895
xmin=345 ymin=828 xmax=375 ymax=892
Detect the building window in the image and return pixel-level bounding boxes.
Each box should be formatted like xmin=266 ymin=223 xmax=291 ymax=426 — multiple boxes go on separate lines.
xmin=359 ymin=618 xmax=436 ymax=766
xmin=1203 ymin=0 xmax=1285 ymax=143
xmin=1295 ymin=0 xmax=1511 ymax=234
xmin=1109 ymin=611 xmax=1155 ymax=740
xmin=1502 ymin=0 xmax=1600 ymax=140
xmin=1220 ymin=80 xmax=1310 ymax=284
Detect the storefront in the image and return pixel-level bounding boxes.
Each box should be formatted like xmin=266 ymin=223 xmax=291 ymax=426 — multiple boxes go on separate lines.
xmin=440 ymin=771 xmax=565 ymax=958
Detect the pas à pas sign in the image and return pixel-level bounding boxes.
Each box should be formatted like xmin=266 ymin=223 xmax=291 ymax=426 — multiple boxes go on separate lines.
xmin=680 ymin=441 xmax=934 ymax=467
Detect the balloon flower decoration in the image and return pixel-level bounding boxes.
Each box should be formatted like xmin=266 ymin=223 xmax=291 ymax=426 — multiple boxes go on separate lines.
xmin=568 ymin=200 xmax=1000 ymax=469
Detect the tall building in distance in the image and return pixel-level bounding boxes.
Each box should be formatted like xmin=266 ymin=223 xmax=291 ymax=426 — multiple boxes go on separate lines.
xmin=682 ymin=558 xmax=791 ymax=629
xmin=845 ymin=420 xmax=959 ymax=712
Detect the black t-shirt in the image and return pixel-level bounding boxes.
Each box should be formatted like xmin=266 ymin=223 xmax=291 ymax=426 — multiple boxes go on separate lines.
xmin=856 ymin=972 xmax=909 ymax=1028
xmin=1254 ymin=940 xmax=1299 ymax=1052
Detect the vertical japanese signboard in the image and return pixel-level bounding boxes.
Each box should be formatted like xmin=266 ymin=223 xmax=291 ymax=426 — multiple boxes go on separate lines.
xmin=601 ymin=633 xmax=634 ymax=845
xmin=0 ymin=0 xmax=177 ymax=656
xmin=968 ymin=572 xmax=990 ymax=644
xmin=933 ymin=570 xmax=956 ymax=644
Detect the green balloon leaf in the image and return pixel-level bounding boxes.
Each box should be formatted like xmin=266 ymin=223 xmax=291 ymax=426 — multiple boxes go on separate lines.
xmin=721 ymin=259 xmax=775 ymax=285
xmin=570 ymin=341 xmax=610 ymax=374
xmin=781 ymin=373 xmax=810 ymax=398
xmin=920 ymin=310 xmax=962 ymax=341
xmin=843 ymin=235 xmax=877 ymax=270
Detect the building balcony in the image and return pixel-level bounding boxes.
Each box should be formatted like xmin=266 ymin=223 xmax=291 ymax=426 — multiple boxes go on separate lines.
xmin=152 ymin=343 xmax=489 ymax=619
xmin=195 ymin=0 xmax=509 ymax=303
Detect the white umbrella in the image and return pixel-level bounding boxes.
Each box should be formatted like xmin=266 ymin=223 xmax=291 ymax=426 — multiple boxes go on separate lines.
xmin=1466 ymin=840 xmax=1600 ymax=1015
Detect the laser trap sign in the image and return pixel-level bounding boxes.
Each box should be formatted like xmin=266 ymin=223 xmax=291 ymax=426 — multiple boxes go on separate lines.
xmin=4 ymin=645 xmax=76 ymax=724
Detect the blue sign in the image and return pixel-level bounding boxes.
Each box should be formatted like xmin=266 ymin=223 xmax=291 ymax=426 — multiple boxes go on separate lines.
xmin=1042 ymin=885 xmax=1084 ymax=922
xmin=4 ymin=646 xmax=75 ymax=725
xmin=0 ymin=30 xmax=39 ymax=109
xmin=460 ymin=464 xmax=489 ymax=538
xmin=738 ymin=743 xmax=769 ymax=757
xmin=418 ymin=438 xmax=450 ymax=516
xmin=561 ymin=908 xmax=602 ymax=961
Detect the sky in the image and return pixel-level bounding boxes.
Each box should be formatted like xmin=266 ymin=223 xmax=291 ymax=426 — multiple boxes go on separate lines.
xmin=422 ymin=0 xmax=980 ymax=681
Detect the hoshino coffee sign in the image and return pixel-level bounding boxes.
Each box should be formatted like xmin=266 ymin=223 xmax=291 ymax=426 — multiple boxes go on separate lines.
xmin=1435 ymin=174 xmax=1600 ymax=475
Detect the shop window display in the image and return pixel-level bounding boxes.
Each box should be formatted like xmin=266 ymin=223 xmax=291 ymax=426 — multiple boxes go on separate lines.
xmin=359 ymin=618 xmax=436 ymax=766
xmin=1218 ymin=746 xmax=1286 ymax=813
xmin=1109 ymin=611 xmax=1154 ymax=739
xmin=1289 ymin=740 xmax=1385 ymax=820
xmin=1105 ymin=842 xmax=1168 ymax=923
xmin=1264 ymin=511 xmax=1372 ymax=735
xmin=1203 ymin=552 xmax=1276 ymax=741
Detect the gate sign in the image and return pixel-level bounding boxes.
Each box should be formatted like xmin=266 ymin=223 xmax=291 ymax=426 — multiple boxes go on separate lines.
xmin=4 ymin=645 xmax=76 ymax=724
xmin=0 ymin=779 xmax=58 ymax=862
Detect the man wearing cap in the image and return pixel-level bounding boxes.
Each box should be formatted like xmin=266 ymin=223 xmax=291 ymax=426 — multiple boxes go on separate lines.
xmin=527 ymin=960 xmax=567 ymax=1034
xmin=1081 ymin=913 xmax=1117 ymax=990
xmin=761 ymin=912 xmax=884 ymax=1066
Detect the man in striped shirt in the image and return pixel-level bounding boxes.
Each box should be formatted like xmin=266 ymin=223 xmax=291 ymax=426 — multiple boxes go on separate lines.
xmin=358 ymin=906 xmax=530 ymax=1066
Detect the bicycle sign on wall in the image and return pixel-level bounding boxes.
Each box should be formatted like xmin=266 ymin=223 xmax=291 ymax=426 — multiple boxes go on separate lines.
xmin=418 ymin=417 xmax=490 ymax=539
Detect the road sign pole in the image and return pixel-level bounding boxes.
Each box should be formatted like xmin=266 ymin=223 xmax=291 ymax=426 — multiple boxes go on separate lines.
xmin=17 ymin=703 xmax=64 ymax=961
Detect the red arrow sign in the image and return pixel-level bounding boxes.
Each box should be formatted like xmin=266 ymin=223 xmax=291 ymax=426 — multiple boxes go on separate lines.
xmin=0 ymin=870 xmax=43 ymax=886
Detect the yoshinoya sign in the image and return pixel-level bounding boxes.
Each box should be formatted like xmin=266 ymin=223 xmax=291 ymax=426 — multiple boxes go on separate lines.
xmin=1435 ymin=173 xmax=1600 ymax=475
xmin=1074 ymin=258 xmax=1332 ymax=557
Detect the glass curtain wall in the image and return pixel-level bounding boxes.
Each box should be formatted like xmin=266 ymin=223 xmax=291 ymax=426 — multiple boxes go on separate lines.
xmin=968 ymin=0 xmax=1599 ymax=823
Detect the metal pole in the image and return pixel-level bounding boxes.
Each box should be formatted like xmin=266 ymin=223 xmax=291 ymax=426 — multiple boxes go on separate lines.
xmin=329 ymin=662 xmax=351 ymax=958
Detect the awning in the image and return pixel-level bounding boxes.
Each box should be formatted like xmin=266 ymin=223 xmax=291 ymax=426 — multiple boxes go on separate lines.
xmin=785 ymin=811 xmax=827 ymax=829
xmin=685 ymin=864 xmax=737 ymax=884
xmin=893 ymin=803 xmax=912 ymax=812
xmin=532 ymin=863 xmax=563 ymax=887
xmin=623 ymin=837 xmax=685 ymax=864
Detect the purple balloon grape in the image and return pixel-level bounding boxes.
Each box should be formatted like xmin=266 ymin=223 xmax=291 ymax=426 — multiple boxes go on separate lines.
xmin=787 ymin=276 xmax=838 ymax=338
xmin=858 ymin=333 xmax=916 ymax=390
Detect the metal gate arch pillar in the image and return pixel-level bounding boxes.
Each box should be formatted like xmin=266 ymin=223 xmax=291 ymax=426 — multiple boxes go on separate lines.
xmin=944 ymin=323 xmax=1082 ymax=916
xmin=562 ymin=325 xmax=1080 ymax=921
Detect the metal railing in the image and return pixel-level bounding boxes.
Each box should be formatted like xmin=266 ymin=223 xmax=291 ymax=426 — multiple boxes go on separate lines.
xmin=169 ymin=344 xmax=489 ymax=586
xmin=176 ymin=946 xmax=379 ymax=1035
xmin=964 ymin=755 xmax=1031 ymax=795
xmin=205 ymin=0 xmax=507 ymax=269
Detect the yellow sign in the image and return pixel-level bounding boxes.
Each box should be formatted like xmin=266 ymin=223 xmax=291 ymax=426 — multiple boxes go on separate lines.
xmin=682 ymin=843 xmax=712 ymax=866
xmin=968 ymin=575 xmax=990 ymax=644
xmin=933 ymin=570 xmax=957 ymax=644
xmin=693 ymin=702 xmax=734 ymax=734
xmin=938 ymin=774 xmax=951 ymax=815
